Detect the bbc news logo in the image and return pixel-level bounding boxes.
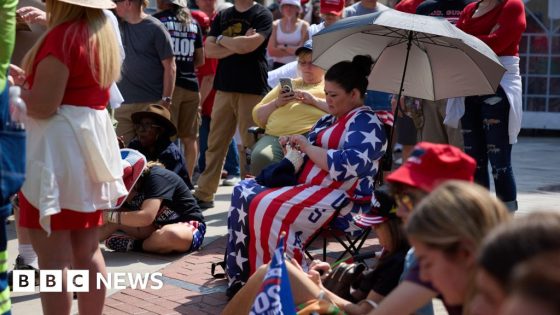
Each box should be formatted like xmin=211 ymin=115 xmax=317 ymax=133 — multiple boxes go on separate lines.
xmin=12 ymin=270 xmax=164 ymax=292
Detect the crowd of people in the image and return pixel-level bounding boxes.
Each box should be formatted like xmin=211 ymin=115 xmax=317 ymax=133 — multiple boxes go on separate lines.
xmin=2 ymin=0 xmax=556 ymax=313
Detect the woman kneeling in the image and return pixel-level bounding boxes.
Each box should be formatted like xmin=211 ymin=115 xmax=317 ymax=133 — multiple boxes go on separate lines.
xmin=101 ymin=158 xmax=205 ymax=254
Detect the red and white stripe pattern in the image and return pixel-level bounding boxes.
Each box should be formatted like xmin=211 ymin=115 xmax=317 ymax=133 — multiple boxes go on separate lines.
xmin=225 ymin=106 xmax=387 ymax=290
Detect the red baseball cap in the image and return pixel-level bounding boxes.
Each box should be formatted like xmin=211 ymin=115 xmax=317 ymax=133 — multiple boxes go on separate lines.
xmin=320 ymin=0 xmax=345 ymax=16
xmin=191 ymin=10 xmax=211 ymax=30
xmin=386 ymin=142 xmax=476 ymax=192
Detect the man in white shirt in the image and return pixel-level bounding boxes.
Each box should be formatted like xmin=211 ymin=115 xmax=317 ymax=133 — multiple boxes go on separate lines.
xmin=343 ymin=0 xmax=389 ymax=17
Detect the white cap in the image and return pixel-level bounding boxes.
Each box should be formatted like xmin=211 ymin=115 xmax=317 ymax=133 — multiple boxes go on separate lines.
xmin=280 ymin=0 xmax=301 ymax=10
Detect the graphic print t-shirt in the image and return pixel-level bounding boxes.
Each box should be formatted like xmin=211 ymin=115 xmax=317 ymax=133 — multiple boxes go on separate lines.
xmin=154 ymin=10 xmax=204 ymax=91
xmin=415 ymin=0 xmax=476 ymax=24
xmin=208 ymin=4 xmax=273 ymax=95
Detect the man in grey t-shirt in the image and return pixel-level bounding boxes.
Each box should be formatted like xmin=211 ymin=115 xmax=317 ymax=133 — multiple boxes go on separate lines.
xmin=343 ymin=0 xmax=389 ymax=17
xmin=114 ymin=0 xmax=176 ymax=144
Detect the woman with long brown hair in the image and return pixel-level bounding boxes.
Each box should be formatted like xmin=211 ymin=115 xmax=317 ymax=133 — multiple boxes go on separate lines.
xmin=405 ymin=181 xmax=510 ymax=315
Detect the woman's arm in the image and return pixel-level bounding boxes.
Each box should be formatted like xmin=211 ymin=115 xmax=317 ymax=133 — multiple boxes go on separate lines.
xmin=22 ymin=56 xmax=69 ymax=119
xmin=199 ymin=74 xmax=214 ymax=105
xmin=252 ymin=84 xmax=295 ymax=127
xmin=294 ymin=90 xmax=328 ymax=112
xmin=193 ymin=47 xmax=205 ymax=68
xmin=267 ymin=21 xmax=288 ymax=57
xmin=290 ymin=134 xmax=329 ymax=171
xmin=365 ymin=281 xmax=437 ymax=315
xmin=344 ymin=291 xmax=384 ymax=315
xmin=475 ymin=0 xmax=526 ymax=54
xmin=118 ymin=198 xmax=161 ymax=227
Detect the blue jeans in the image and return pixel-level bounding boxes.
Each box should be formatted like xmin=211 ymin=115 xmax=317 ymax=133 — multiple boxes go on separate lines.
xmin=461 ymin=87 xmax=517 ymax=211
xmin=198 ymin=116 xmax=240 ymax=176
xmin=0 ymin=82 xmax=16 ymax=314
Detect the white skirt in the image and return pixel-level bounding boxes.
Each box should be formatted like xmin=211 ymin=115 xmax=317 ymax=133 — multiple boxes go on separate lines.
xmin=21 ymin=105 xmax=127 ymax=234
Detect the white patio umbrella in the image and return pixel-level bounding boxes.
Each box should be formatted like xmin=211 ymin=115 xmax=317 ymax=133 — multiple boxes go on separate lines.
xmin=312 ymin=9 xmax=506 ymax=102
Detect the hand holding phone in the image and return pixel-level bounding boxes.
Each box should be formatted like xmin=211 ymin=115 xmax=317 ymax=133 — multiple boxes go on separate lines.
xmin=279 ymin=78 xmax=293 ymax=94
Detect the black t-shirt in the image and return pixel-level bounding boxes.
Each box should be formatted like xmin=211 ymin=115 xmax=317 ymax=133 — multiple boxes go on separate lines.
xmin=127 ymin=167 xmax=204 ymax=225
xmin=415 ymin=0 xmax=475 ymax=24
xmin=208 ymin=4 xmax=273 ymax=95
xmin=153 ymin=10 xmax=204 ymax=91
xmin=355 ymin=248 xmax=407 ymax=296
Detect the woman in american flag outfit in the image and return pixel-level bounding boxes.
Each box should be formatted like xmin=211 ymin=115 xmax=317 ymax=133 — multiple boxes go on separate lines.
xmin=225 ymin=55 xmax=387 ymax=298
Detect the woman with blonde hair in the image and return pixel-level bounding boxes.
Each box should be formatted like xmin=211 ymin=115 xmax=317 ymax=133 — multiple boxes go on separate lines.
xmin=10 ymin=0 xmax=127 ymax=313
xmin=404 ymin=181 xmax=510 ymax=315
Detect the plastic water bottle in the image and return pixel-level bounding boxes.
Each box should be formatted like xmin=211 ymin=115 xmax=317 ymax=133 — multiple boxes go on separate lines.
xmin=8 ymin=86 xmax=27 ymax=130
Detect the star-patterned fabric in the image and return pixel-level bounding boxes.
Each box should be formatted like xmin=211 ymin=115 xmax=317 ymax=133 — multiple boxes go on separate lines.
xmin=225 ymin=106 xmax=387 ymax=292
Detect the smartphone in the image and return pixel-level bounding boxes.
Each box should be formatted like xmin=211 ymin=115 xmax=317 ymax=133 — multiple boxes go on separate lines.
xmin=279 ymin=78 xmax=293 ymax=94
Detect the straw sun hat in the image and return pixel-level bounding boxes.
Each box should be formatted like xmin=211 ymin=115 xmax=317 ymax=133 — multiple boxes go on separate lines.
xmin=57 ymin=0 xmax=116 ymax=10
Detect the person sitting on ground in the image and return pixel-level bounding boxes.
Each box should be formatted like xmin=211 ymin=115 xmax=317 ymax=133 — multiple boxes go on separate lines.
xmin=404 ymin=181 xmax=511 ymax=315
xmin=370 ymin=142 xmax=477 ymax=315
xmin=469 ymin=211 xmax=560 ymax=315
xmin=225 ymin=55 xmax=387 ymax=298
xmin=101 ymin=150 xmax=205 ymax=254
xmin=222 ymin=188 xmax=409 ymax=315
xmin=500 ymin=251 xmax=560 ymax=315
xmin=250 ymin=39 xmax=327 ymax=175
xmin=127 ymin=104 xmax=194 ymax=189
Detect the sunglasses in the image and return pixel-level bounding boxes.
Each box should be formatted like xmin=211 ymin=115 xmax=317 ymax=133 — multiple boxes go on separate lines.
xmin=134 ymin=123 xmax=161 ymax=132
xmin=393 ymin=191 xmax=421 ymax=214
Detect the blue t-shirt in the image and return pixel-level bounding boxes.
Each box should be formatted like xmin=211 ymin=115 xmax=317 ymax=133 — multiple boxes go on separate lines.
xmin=364 ymin=90 xmax=392 ymax=111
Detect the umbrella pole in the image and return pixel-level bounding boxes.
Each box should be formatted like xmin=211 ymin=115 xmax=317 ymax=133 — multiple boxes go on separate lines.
xmin=379 ymin=31 xmax=414 ymax=186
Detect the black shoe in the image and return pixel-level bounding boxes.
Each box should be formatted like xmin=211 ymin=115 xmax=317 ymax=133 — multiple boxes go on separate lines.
xmin=225 ymin=281 xmax=243 ymax=300
xmin=195 ymin=196 xmax=214 ymax=210
xmin=8 ymin=255 xmax=40 ymax=289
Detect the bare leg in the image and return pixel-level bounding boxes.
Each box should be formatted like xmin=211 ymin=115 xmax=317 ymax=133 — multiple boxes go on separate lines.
xmin=98 ymin=222 xmax=120 ymax=241
xmin=142 ymin=224 xmax=193 ymax=254
xmin=28 ymin=229 xmax=72 ymax=315
xmin=221 ymin=261 xmax=321 ymax=315
xmin=99 ymin=222 xmax=155 ymax=241
xmin=182 ymin=136 xmax=198 ymax=178
xmin=71 ymin=227 xmax=106 ymax=315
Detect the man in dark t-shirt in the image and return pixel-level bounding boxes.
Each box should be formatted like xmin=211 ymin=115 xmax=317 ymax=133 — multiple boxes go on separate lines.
xmin=103 ymin=166 xmax=205 ymax=254
xmin=415 ymin=0 xmax=474 ymax=24
xmin=193 ymin=0 xmax=273 ymax=208
xmin=153 ymin=4 xmax=205 ymax=178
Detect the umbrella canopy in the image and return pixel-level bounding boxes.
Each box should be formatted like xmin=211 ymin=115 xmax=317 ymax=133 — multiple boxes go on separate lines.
xmin=312 ymin=9 xmax=506 ymax=101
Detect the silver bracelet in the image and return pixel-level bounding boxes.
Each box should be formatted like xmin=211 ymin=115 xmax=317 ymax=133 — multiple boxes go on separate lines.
xmin=362 ymin=299 xmax=378 ymax=309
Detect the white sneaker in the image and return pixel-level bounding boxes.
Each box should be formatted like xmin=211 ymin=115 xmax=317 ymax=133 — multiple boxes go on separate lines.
xmin=222 ymin=175 xmax=241 ymax=186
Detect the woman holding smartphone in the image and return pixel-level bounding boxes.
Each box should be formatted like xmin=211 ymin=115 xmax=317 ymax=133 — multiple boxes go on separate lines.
xmin=251 ymin=40 xmax=327 ymax=175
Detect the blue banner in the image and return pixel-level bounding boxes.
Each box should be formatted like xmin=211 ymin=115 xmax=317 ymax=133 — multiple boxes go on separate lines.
xmin=249 ymin=234 xmax=296 ymax=315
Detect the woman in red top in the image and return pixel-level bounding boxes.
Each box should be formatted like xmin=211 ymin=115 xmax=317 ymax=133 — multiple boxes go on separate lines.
xmin=11 ymin=0 xmax=127 ymax=313
xmin=456 ymin=0 xmax=526 ymax=212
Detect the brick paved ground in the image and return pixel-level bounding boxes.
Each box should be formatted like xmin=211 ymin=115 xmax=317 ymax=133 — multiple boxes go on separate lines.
xmin=104 ymin=233 xmax=381 ymax=315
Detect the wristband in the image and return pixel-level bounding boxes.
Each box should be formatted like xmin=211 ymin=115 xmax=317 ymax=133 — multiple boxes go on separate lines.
xmin=216 ymin=35 xmax=224 ymax=45
xmin=107 ymin=211 xmax=118 ymax=223
xmin=361 ymin=299 xmax=378 ymax=309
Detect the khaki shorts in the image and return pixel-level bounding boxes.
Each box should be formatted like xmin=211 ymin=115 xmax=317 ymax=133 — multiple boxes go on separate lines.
xmin=171 ymin=86 xmax=201 ymax=138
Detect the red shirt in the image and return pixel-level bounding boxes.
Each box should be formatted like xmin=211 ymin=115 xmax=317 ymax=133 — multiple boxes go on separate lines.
xmin=28 ymin=21 xmax=110 ymax=110
xmin=197 ymin=35 xmax=218 ymax=117
xmin=395 ymin=0 xmax=425 ymax=13
xmin=456 ymin=0 xmax=526 ymax=56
